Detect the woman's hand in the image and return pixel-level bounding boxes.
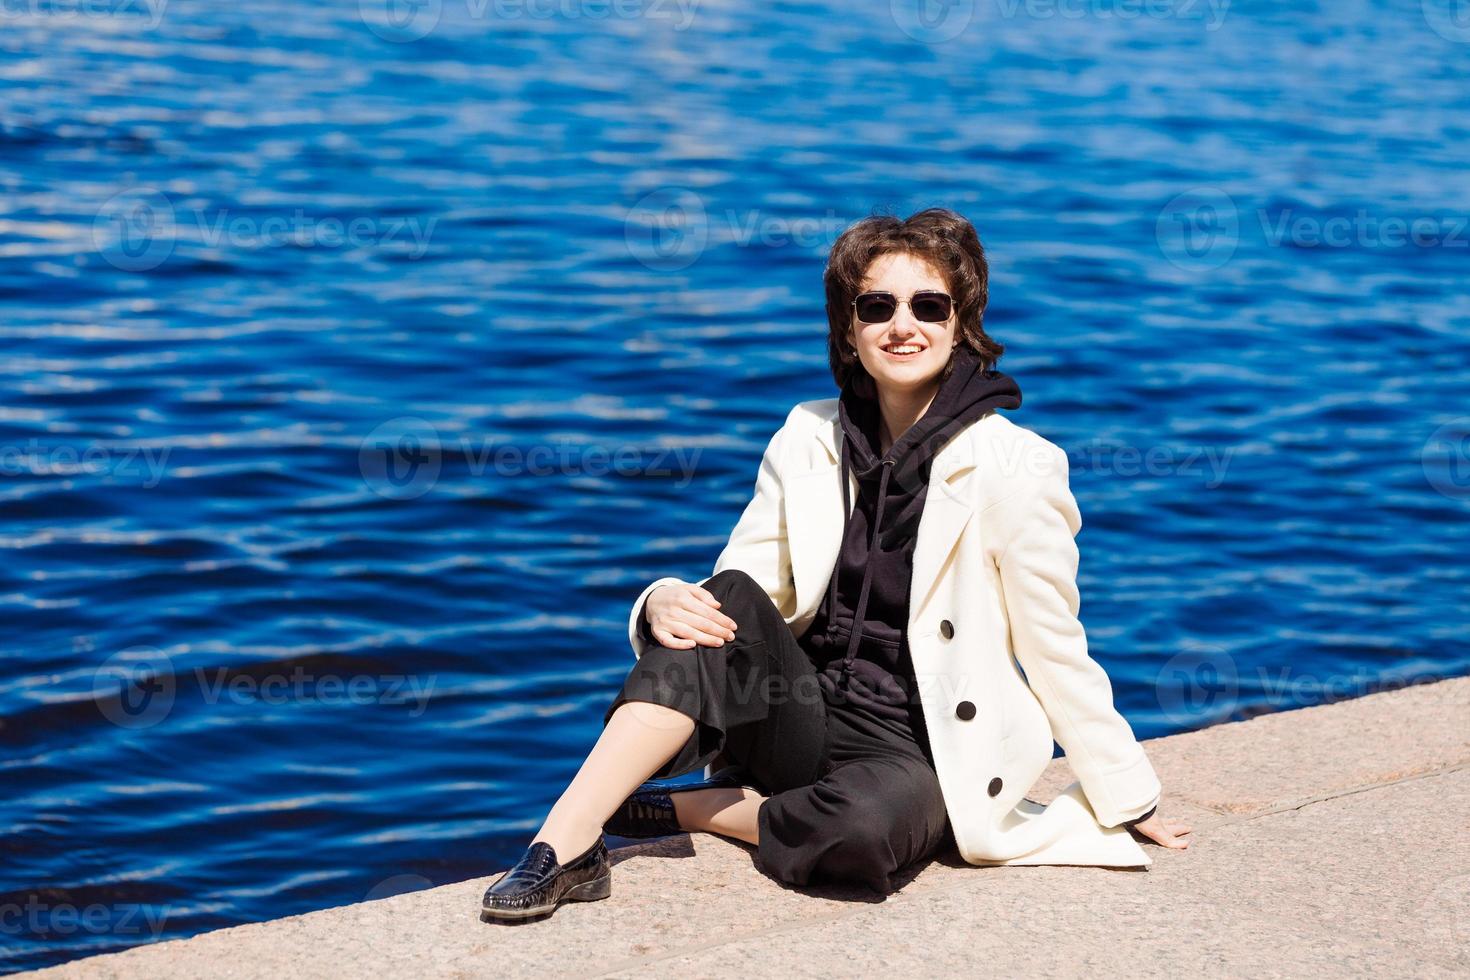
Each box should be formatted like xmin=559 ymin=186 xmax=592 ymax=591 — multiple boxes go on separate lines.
xmin=1128 ymin=807 xmax=1192 ymax=849
xmin=645 ymin=583 xmax=739 ymax=650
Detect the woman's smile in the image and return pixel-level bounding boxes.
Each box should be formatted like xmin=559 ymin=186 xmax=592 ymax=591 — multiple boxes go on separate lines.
xmin=880 ymin=342 xmax=927 ymax=360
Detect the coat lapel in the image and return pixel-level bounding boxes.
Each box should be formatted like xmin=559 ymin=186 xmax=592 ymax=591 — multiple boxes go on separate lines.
xmin=788 ymin=404 xmax=978 ymax=623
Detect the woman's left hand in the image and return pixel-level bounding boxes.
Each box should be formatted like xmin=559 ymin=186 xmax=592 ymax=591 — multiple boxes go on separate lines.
xmin=1129 ymin=809 xmax=1192 ymax=849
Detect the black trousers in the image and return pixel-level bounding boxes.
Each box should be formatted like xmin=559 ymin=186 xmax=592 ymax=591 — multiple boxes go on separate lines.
xmin=603 ymin=569 xmax=953 ymax=894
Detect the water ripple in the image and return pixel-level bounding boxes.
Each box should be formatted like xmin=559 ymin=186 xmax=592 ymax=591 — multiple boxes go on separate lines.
xmin=3 ymin=0 xmax=1468 ymax=972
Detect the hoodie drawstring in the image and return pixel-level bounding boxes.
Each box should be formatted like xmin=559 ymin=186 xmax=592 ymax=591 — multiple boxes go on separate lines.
xmin=830 ymin=446 xmax=895 ymax=686
xmin=826 ymin=451 xmax=846 ymax=654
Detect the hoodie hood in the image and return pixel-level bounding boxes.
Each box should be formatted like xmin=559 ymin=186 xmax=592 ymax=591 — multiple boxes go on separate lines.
xmin=827 ymin=344 xmax=1022 ymax=684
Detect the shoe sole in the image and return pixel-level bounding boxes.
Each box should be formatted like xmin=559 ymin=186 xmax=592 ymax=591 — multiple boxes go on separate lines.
xmin=604 ymin=802 xmax=680 ymax=840
xmin=479 ymin=873 xmax=611 ymax=923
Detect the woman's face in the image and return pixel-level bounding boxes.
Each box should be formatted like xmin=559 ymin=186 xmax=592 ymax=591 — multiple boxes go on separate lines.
xmin=846 ymin=251 xmax=957 ymax=397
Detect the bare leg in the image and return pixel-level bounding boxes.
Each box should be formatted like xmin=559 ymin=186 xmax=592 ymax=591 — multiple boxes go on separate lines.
xmin=672 ymin=787 xmax=764 ymax=846
xmin=533 ymin=700 xmax=694 ymax=861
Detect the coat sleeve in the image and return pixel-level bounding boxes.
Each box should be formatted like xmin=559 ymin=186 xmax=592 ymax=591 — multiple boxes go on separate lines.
xmin=626 ymin=405 xmax=800 ymax=661
xmin=989 ymin=440 xmax=1162 ymax=828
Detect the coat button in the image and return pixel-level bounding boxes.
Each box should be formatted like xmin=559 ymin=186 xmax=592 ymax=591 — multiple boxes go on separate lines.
xmin=939 ymin=619 xmax=954 ymax=639
xmin=955 ymin=700 xmax=976 ymax=721
xmin=988 ymin=777 xmax=1003 ymax=797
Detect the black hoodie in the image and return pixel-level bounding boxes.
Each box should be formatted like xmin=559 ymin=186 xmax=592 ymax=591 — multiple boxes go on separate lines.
xmin=799 ymin=345 xmax=1022 ymax=731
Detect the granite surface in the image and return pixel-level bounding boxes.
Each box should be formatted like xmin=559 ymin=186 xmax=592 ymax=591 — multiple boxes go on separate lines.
xmin=28 ymin=676 xmax=1470 ymax=979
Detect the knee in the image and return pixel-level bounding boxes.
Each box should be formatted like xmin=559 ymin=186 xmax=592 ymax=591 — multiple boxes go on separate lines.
xmin=704 ymin=568 xmax=762 ymax=601
xmin=810 ymin=797 xmax=909 ymax=888
xmin=814 ymin=774 xmax=945 ymax=892
xmin=835 ymin=812 xmax=896 ymax=861
xmin=702 ymin=569 xmax=775 ymax=622
xmin=816 ymin=823 xmax=901 ymax=894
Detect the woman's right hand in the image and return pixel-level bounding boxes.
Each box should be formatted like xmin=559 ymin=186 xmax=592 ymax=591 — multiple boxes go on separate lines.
xmin=645 ymin=582 xmax=739 ymax=649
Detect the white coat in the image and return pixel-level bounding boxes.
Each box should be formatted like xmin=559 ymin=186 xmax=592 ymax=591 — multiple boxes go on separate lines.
xmin=626 ymin=398 xmax=1163 ymax=868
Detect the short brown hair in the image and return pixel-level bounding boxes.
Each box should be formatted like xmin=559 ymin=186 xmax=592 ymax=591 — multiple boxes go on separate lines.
xmin=823 ymin=207 xmax=1004 ymax=396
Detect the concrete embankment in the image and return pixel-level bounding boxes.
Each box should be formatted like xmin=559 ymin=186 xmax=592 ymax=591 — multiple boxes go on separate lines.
xmin=30 ymin=676 xmax=1470 ymax=978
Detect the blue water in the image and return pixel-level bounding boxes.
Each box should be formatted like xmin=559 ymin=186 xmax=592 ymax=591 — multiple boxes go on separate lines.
xmin=4 ymin=0 xmax=1469 ymax=971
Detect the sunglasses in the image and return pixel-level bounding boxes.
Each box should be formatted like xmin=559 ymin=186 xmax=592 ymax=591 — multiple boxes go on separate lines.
xmin=851 ymin=290 xmax=953 ymax=324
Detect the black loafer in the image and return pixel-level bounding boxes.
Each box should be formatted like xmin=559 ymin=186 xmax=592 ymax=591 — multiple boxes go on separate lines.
xmin=480 ymin=833 xmax=611 ymax=923
xmin=604 ymin=766 xmax=762 ymax=840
